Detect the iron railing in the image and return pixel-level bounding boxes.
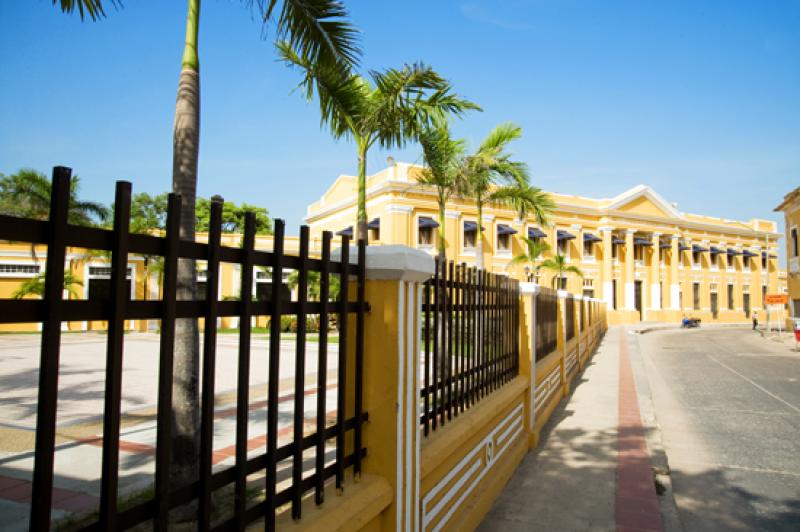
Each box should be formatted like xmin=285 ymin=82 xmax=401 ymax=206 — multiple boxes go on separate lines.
xmin=535 ymin=287 xmax=558 ymax=359
xmin=0 ymin=167 xmax=368 ymax=531
xmin=420 ymin=260 xmax=519 ymax=435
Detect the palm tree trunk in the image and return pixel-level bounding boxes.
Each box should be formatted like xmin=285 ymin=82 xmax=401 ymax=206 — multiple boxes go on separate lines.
xmin=355 ymin=143 xmax=368 ymax=243
xmin=171 ymin=0 xmax=201 ymax=497
xmin=437 ymin=197 xmax=446 ymax=259
xmin=476 ymin=199 xmax=484 ymax=270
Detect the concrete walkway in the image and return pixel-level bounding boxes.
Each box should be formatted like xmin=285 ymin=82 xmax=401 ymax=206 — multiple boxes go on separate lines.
xmin=479 ymin=326 xmax=665 ymax=531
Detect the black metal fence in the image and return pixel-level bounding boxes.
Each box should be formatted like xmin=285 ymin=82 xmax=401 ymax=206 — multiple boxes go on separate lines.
xmin=565 ymin=295 xmax=576 ymax=341
xmin=0 ymin=167 xmax=368 ymax=531
xmin=420 ymin=259 xmax=520 ymax=435
xmin=535 ymin=287 xmax=558 ymax=359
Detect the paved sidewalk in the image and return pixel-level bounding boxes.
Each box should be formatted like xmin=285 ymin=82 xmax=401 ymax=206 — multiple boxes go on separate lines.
xmin=479 ymin=326 xmax=665 ymax=531
xmin=0 ymin=332 xmax=342 ymax=531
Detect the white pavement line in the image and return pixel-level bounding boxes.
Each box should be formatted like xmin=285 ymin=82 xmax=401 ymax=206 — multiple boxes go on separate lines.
xmin=707 ymin=355 xmax=800 ymax=414
xmin=682 ymin=406 xmax=800 ymax=417
xmin=675 ymin=461 xmax=800 ymax=478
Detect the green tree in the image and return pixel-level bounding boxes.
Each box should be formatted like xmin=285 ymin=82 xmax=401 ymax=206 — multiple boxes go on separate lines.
xmin=287 ymin=269 xmax=340 ymax=301
xmin=279 ymin=44 xmax=479 ymax=242
xmin=12 ymin=272 xmax=83 ymax=299
xmin=0 ymin=169 xmax=109 ymax=262
xmin=129 ymin=192 xmax=168 ymax=234
xmin=509 ymin=236 xmax=551 ymax=282
xmin=53 ymin=0 xmax=360 ymax=493
xmin=539 ymin=253 xmax=583 ymax=289
xmin=458 ymin=123 xmax=553 ymax=269
xmin=418 ymin=123 xmax=466 ymax=258
xmin=195 ymin=198 xmax=272 ymax=234
xmin=0 ymin=168 xmax=108 ymax=225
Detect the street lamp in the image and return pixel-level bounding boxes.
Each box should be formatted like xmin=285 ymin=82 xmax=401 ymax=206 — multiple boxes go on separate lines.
xmin=524 ymin=265 xmax=531 ymax=282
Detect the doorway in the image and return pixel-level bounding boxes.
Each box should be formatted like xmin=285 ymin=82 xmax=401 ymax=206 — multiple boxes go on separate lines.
xmin=711 ymin=292 xmax=718 ymax=320
xmin=634 ymin=280 xmax=643 ymax=320
xmin=743 ymin=293 xmax=751 ymax=318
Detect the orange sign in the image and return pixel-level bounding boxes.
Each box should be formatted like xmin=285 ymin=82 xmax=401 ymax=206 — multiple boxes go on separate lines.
xmin=764 ymin=294 xmax=788 ymax=305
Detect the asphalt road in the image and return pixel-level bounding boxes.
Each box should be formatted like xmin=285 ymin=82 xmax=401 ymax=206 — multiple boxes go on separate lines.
xmin=635 ymin=327 xmax=800 ymax=531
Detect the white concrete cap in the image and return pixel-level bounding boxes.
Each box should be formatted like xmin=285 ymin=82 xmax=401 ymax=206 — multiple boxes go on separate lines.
xmin=519 ymin=282 xmax=541 ymax=295
xmin=557 ymin=289 xmax=570 ymax=299
xmin=332 ymin=245 xmax=435 ymax=282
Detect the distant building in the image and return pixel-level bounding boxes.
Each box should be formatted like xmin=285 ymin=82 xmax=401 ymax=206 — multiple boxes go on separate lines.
xmin=774 ymin=186 xmax=800 ymax=327
xmin=307 ymin=162 xmax=784 ymax=325
xmin=0 ymin=164 xmax=787 ymax=330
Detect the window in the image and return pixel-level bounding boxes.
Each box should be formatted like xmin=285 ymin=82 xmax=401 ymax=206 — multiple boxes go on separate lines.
xmin=0 ymin=263 xmax=40 ymax=275
xmin=497 ymin=231 xmax=511 ymax=252
xmin=762 ymin=285 xmax=767 ymax=303
xmin=89 ymin=266 xmax=133 ymax=277
xmin=611 ymin=243 xmax=618 ymax=259
xmin=727 ymin=284 xmax=734 ymax=310
xmin=761 ymin=254 xmax=767 ymax=269
xmin=557 ymin=238 xmax=567 ymax=256
xmin=727 ymin=253 xmax=734 ymax=269
xmin=792 ymin=227 xmax=798 ymax=257
xmin=87 ymin=266 xmax=133 ymax=301
xmin=743 ymin=255 xmax=751 ymax=269
xmin=582 ymin=278 xmax=594 ymax=299
xmin=692 ymin=282 xmax=700 ymax=310
xmin=584 ymin=240 xmax=594 ymax=258
xmin=418 ymin=226 xmax=434 ymax=247
xmin=370 ymin=227 xmax=380 ymax=242
xmin=463 ymin=222 xmax=477 ymax=250
xmin=612 ymin=279 xmax=617 ymax=310
xmin=692 ymin=251 xmax=701 ymax=267
xmin=634 ymin=245 xmax=644 ymax=261
xmin=557 ymin=276 xmax=567 ymax=290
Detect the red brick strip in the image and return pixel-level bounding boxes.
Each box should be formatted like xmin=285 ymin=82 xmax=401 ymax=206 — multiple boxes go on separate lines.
xmin=616 ymin=328 xmax=663 ymax=532
xmin=0 ymin=474 xmax=98 ymax=511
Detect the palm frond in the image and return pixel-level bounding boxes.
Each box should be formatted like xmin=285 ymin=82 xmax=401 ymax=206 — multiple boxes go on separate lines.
xmin=565 ymin=265 xmax=584 ymax=277
xmin=489 ymin=183 xmax=554 ymax=225
xmin=276 ymin=40 xmax=364 ymax=138
xmin=260 ymin=0 xmax=360 ymax=69
xmin=477 ymin=122 xmax=523 ymax=156
xmin=53 ymin=0 xmax=121 ymax=21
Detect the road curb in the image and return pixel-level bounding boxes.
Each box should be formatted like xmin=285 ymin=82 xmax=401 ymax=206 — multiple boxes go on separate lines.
xmin=626 ymin=328 xmax=684 ymax=532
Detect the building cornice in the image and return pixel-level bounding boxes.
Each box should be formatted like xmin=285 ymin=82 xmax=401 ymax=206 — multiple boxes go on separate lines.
xmin=305 ymin=180 xmax=782 ymax=241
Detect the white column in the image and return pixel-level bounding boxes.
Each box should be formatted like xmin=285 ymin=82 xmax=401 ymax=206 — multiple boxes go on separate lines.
xmin=624 ymin=229 xmax=636 ymax=310
xmin=650 ymin=232 xmax=662 ymax=310
xmin=670 ymin=234 xmax=681 ymax=310
xmin=600 ymin=227 xmax=614 ymax=310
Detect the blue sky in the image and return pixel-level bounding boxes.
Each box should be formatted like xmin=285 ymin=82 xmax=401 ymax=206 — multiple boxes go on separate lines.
xmin=1 ymin=1 xmax=798 ymax=242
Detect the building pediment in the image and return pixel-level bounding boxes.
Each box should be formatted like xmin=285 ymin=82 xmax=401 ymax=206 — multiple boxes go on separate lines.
xmin=607 ymin=185 xmax=682 ymax=220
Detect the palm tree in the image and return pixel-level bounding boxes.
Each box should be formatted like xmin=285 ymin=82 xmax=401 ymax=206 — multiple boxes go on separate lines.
xmin=0 ymin=168 xmax=108 ymax=225
xmin=418 ymin=123 xmax=466 ymax=258
xmin=539 ymin=253 xmax=583 ymax=290
xmin=279 ymin=44 xmax=479 ymax=242
xmin=54 ymin=0 xmax=360 ymax=502
xmin=12 ymin=272 xmax=83 ymax=299
xmin=510 ymin=237 xmax=551 ymax=282
xmin=0 ymin=169 xmax=109 ymax=262
xmin=458 ymin=123 xmax=552 ymax=269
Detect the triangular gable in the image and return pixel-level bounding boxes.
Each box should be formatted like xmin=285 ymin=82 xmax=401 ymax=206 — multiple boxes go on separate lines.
xmin=320 ymin=174 xmax=357 ymax=206
xmin=607 ymin=185 xmax=682 ymax=219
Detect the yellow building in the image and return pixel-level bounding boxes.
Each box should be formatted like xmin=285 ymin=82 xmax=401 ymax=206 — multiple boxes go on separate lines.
xmin=306 ymin=162 xmax=784 ymax=325
xmin=774 ymin=186 xmax=800 ymax=327
xmin=0 ymin=165 xmax=786 ymax=329
xmin=0 ymin=233 xmax=312 ymax=332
